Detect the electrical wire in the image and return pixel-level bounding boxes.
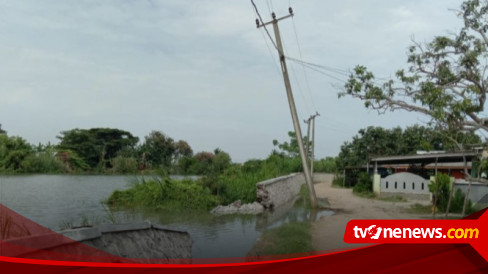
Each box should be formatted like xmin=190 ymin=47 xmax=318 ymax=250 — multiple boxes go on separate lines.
xmin=251 ymin=0 xmax=351 ymax=85
xmin=250 ymin=0 xmax=280 ymax=54
xmin=299 ymin=62 xmax=348 ymax=83
xmin=266 ymin=0 xmax=272 ymax=15
xmin=286 ymin=56 xmax=350 ymax=76
xmin=291 ymin=14 xmax=318 ymax=112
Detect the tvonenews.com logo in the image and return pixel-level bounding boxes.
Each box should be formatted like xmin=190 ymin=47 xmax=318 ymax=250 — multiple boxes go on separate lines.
xmin=343 ymin=214 xmax=487 ymax=261
xmin=353 ymin=225 xmax=479 ymax=240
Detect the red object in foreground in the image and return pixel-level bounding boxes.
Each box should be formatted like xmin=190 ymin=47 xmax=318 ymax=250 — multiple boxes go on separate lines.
xmin=0 ymin=204 xmax=487 ymax=273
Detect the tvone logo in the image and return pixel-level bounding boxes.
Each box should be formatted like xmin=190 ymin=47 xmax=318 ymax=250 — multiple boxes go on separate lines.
xmin=353 ymin=225 xmax=382 ymax=239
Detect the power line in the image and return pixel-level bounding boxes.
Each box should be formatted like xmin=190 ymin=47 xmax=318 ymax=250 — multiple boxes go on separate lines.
xmin=299 ymin=62 xmax=348 ymax=83
xmin=250 ymin=0 xmax=279 ymax=53
xmin=251 ymin=1 xmax=352 ymax=84
xmin=286 ymin=56 xmax=350 ymax=76
xmin=291 ymin=14 xmax=318 ymax=112
xmin=265 ymin=0 xmax=272 ymax=15
xmin=281 ymin=32 xmax=314 ymax=116
xmin=260 ymin=28 xmax=282 ymax=76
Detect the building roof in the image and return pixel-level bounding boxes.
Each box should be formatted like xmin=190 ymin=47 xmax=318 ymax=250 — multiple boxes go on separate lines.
xmin=378 ymin=162 xmax=473 ymax=169
xmin=370 ymin=151 xmax=478 ymax=166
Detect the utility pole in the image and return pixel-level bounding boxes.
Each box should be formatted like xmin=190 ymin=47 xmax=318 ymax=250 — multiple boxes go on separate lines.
xmin=310 ymin=112 xmax=320 ymax=178
xmin=256 ymin=8 xmax=318 ymax=208
xmin=304 ymin=117 xmax=312 ymax=159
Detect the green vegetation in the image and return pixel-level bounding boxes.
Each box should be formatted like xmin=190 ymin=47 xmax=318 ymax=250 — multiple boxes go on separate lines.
xmin=107 ymin=153 xmax=305 ymax=210
xmin=57 ymin=128 xmax=139 ymax=170
xmin=106 ymin=176 xmax=221 ymax=210
xmin=110 ymin=156 xmax=138 ymax=174
xmin=429 ymin=173 xmax=474 ymax=214
xmin=105 ymin=129 xmax=319 ymax=210
xmin=0 ymin=134 xmax=34 ymax=173
xmin=332 ymin=174 xmax=345 ymax=188
xmin=353 ymin=172 xmax=373 ymax=195
xmin=340 ymin=0 xmax=488 ymax=144
xmin=0 ymin=126 xmax=218 ymax=175
xmin=215 ymin=154 xmax=302 ymax=204
xmin=336 ymin=125 xmax=480 ymax=172
xmin=248 ymin=222 xmax=313 ymax=256
xmin=313 ymin=157 xmax=337 ymax=173
xmin=2 ymin=124 xmax=332 ymax=211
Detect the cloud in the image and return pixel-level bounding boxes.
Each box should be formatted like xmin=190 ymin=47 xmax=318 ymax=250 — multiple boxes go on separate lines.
xmin=0 ymin=0 xmax=468 ymax=162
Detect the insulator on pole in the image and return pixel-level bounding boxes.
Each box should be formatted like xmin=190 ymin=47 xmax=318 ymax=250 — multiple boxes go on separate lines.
xmin=289 ymin=7 xmax=293 ymax=15
xmin=255 ymin=18 xmax=260 ymax=27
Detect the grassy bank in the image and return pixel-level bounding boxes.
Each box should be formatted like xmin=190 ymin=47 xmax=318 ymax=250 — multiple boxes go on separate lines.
xmin=213 ymin=155 xmax=302 ymax=204
xmin=106 ymin=155 xmax=306 ymax=211
xmin=106 ymin=176 xmax=221 ymax=210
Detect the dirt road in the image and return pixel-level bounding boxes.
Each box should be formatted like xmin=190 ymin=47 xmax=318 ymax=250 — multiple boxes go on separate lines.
xmin=311 ymin=174 xmax=430 ymax=251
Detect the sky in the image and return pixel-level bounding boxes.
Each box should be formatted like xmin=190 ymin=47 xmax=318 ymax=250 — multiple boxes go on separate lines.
xmin=0 ymin=0 xmax=466 ymax=162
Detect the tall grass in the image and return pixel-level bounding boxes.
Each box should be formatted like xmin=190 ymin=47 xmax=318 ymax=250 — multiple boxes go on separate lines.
xmin=106 ymin=154 xmax=305 ymax=210
xmin=106 ymin=176 xmax=221 ymax=210
xmin=214 ymin=155 xmax=302 ymax=204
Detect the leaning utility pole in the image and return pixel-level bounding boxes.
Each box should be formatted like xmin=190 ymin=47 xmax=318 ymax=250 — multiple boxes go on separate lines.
xmin=310 ymin=112 xmax=320 ymax=177
xmin=304 ymin=117 xmax=312 ymax=159
xmin=256 ymin=8 xmax=318 ymax=208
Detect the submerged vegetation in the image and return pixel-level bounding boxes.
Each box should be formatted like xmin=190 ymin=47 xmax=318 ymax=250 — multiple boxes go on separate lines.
xmin=107 ymin=154 xmax=306 ymax=210
xmin=248 ymin=222 xmax=313 ymax=256
xmin=106 ymin=129 xmax=338 ymax=211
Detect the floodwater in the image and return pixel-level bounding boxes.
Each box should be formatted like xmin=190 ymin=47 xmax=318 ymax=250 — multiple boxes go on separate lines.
xmin=0 ymin=175 xmax=333 ymax=258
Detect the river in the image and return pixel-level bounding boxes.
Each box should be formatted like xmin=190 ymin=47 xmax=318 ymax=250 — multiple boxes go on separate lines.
xmin=0 ymin=175 xmax=332 ymax=258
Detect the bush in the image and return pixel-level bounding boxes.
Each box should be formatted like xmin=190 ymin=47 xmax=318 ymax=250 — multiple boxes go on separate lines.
xmin=353 ymin=172 xmax=373 ymax=194
xmin=20 ymin=152 xmax=64 ymax=174
xmin=106 ymin=176 xmax=221 ymax=210
xmin=111 ymin=156 xmax=138 ymax=174
xmin=429 ymin=173 xmax=450 ymax=211
xmin=332 ymin=174 xmax=344 ymax=187
xmin=313 ymin=157 xmax=337 ymax=173
xmin=449 ymin=189 xmax=474 ymax=214
xmin=56 ymin=150 xmax=90 ymax=172
xmin=429 ymin=173 xmax=474 ymax=214
xmin=218 ymin=155 xmax=304 ymax=204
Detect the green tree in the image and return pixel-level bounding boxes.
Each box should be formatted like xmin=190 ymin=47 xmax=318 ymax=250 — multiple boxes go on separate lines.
xmin=57 ymin=128 xmax=139 ymax=170
xmin=20 ymin=145 xmax=64 ymax=174
xmin=272 ymin=131 xmax=310 ymax=157
xmin=336 ymin=125 xmax=481 ymax=170
xmin=173 ymin=140 xmax=193 ymax=164
xmin=0 ymin=134 xmax=33 ymax=172
xmin=314 ymin=157 xmax=337 ymax=173
xmin=340 ymin=0 xmax=488 ymax=143
xmin=212 ymin=148 xmax=231 ymax=174
xmin=140 ymin=130 xmax=175 ymax=168
xmin=189 ymin=151 xmax=215 ymax=174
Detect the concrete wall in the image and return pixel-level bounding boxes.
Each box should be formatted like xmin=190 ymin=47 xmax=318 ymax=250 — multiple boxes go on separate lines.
xmin=312 ymin=173 xmax=334 ymax=183
xmin=256 ymin=173 xmax=305 ymax=209
xmin=4 ymin=222 xmax=192 ymax=259
xmin=78 ymin=223 xmax=192 ymax=259
xmin=380 ymin=172 xmax=431 ymax=200
xmin=454 ymin=180 xmax=488 ymax=207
